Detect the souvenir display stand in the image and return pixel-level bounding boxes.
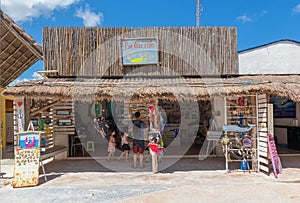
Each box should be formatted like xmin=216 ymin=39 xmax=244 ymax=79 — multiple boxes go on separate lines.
xmin=12 ymin=122 xmax=47 ymax=188
xmin=148 ymin=104 xmax=165 ymax=174
xmin=223 ymin=95 xmax=258 ymax=172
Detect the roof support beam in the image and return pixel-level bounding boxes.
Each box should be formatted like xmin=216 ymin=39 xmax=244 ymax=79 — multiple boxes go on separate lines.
xmin=0 ymin=43 xmax=24 ymax=67
xmin=0 ymin=30 xmax=10 ymax=41
xmin=0 ymin=37 xmax=19 ymax=56
xmin=2 ymin=55 xmax=37 ymax=86
xmin=1 ymin=49 xmax=31 ymax=76
xmin=1 ymin=22 xmax=43 ymax=60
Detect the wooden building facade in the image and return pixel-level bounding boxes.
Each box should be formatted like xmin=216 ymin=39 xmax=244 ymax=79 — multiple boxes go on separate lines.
xmin=43 ymin=27 xmax=238 ymax=77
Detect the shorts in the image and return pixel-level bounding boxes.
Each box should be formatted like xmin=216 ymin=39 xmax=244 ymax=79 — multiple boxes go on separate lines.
xmin=133 ymin=139 xmax=144 ymax=154
xmin=121 ymin=144 xmax=130 ymax=151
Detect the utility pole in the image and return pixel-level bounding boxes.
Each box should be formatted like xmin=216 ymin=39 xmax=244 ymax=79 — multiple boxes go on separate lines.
xmin=196 ymin=0 xmax=203 ymax=26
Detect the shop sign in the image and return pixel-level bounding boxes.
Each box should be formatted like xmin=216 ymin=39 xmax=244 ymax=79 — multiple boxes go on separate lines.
xmin=15 ymin=98 xmax=25 ymax=132
xmin=13 ymin=148 xmax=40 ymax=187
xmin=267 ymin=103 xmax=282 ymax=178
xmin=13 ymin=128 xmax=41 ymax=187
xmin=18 ymin=131 xmax=40 ymax=149
xmin=267 ymin=133 xmax=282 ymax=178
xmin=121 ymin=38 xmax=158 ymax=65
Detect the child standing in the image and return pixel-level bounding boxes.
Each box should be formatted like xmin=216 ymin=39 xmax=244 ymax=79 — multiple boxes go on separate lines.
xmin=107 ymin=130 xmax=116 ymax=161
xmin=118 ymin=132 xmax=130 ymax=161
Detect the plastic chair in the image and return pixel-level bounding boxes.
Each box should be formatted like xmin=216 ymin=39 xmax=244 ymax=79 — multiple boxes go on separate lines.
xmin=86 ymin=141 xmax=95 ymax=153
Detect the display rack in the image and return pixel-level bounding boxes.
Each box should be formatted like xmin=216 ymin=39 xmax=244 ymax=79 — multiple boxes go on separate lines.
xmin=224 ymin=95 xmax=258 ymax=171
xmin=30 ymin=99 xmax=54 ymax=151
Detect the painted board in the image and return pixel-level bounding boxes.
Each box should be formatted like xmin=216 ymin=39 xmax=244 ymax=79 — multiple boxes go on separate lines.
xmin=13 ymin=148 xmax=40 ymax=188
xmin=17 ymin=131 xmax=40 ymax=149
xmin=267 ymin=133 xmax=282 ymax=178
xmin=121 ymin=38 xmax=158 ymax=65
xmin=15 ymin=98 xmax=25 ymax=132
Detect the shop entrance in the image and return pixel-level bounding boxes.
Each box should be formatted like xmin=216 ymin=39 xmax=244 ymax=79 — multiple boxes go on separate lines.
xmin=271 ymin=96 xmax=300 ymax=155
xmin=72 ymin=99 xmax=213 ymax=157
xmin=157 ymin=100 xmax=212 ymax=156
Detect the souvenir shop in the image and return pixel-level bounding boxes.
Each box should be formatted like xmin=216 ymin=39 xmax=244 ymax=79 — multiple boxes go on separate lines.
xmin=4 ymin=27 xmax=300 ymax=174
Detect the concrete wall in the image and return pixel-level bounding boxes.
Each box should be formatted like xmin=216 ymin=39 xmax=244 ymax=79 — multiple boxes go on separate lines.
xmin=212 ymin=97 xmax=225 ymax=131
xmin=212 ymin=97 xmax=225 ymax=157
xmin=239 ymin=41 xmax=300 ymax=75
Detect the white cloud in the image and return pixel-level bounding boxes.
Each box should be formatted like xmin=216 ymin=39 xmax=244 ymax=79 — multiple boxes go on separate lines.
xmin=1 ymin=0 xmax=80 ymax=23
xmin=292 ymin=4 xmax=300 ymax=14
xmin=236 ymin=15 xmax=252 ymax=23
xmin=237 ymin=10 xmax=267 ymax=24
xmin=32 ymin=72 xmax=43 ymax=79
xmin=9 ymin=78 xmax=29 ymax=86
xmin=75 ymin=5 xmax=104 ymax=27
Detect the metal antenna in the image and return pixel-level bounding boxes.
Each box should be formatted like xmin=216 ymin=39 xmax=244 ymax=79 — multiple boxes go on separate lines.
xmin=196 ymin=0 xmax=203 ymax=26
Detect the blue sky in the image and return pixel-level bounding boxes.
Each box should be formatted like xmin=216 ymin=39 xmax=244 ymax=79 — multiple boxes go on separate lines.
xmin=1 ymin=0 xmax=300 ymax=84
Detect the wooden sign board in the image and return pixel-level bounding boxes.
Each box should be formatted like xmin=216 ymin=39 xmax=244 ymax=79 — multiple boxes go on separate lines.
xmin=121 ymin=38 xmax=158 ymax=65
xmin=267 ymin=104 xmax=282 ymax=178
xmin=13 ymin=148 xmax=40 ymax=188
xmin=13 ymin=128 xmax=42 ymax=188
xmin=17 ymin=131 xmax=40 ymax=149
xmin=267 ymin=133 xmax=282 ymax=178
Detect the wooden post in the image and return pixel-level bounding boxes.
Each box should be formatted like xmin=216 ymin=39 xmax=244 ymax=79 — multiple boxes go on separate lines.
xmin=225 ymin=144 xmax=228 ymax=172
xmin=152 ymin=153 xmax=158 ymax=173
xmin=24 ymin=98 xmax=31 ymax=130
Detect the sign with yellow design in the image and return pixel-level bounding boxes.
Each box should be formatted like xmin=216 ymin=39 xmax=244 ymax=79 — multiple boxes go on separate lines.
xmin=121 ymin=38 xmax=158 ymax=65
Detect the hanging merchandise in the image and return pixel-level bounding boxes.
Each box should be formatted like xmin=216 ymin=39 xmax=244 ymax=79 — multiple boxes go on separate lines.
xmin=38 ymin=118 xmax=45 ymax=131
xmin=16 ymin=98 xmax=25 ymax=132
xmin=149 ymin=105 xmax=155 ymax=114
xmin=106 ymin=102 xmax=113 ymax=117
xmin=148 ymin=105 xmax=156 ymax=130
xmin=242 ymin=136 xmax=252 ymax=148
xmin=148 ymin=130 xmax=165 ymax=157
xmin=238 ymin=97 xmax=244 ymax=106
xmin=221 ymin=135 xmax=230 ymax=145
xmin=95 ymin=102 xmax=102 ymax=117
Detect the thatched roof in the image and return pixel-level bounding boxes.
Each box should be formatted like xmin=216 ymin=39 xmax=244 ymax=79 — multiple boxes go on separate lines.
xmin=0 ymin=9 xmax=43 ymax=87
xmin=2 ymin=75 xmax=300 ymax=102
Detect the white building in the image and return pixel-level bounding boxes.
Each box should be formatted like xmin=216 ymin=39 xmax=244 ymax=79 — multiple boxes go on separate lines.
xmin=239 ymin=40 xmax=300 ymax=75
xmin=239 ymin=39 xmax=300 ymax=153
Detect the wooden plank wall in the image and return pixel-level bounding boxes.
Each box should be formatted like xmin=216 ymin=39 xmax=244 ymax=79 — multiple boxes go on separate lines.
xmin=257 ymin=94 xmax=270 ymax=174
xmin=40 ymin=104 xmax=54 ymax=150
xmin=43 ymin=27 xmax=238 ymax=77
xmin=52 ymin=101 xmax=74 ymax=148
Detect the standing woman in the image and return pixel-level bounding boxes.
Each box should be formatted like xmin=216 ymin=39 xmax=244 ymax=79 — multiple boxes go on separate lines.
xmin=107 ymin=130 xmax=116 ymax=161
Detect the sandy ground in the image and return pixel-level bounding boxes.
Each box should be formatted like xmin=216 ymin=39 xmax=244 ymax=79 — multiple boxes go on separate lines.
xmin=0 ymin=157 xmax=300 ymax=202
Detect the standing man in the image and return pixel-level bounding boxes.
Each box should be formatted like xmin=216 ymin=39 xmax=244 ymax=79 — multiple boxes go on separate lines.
xmin=132 ymin=112 xmax=146 ymax=168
